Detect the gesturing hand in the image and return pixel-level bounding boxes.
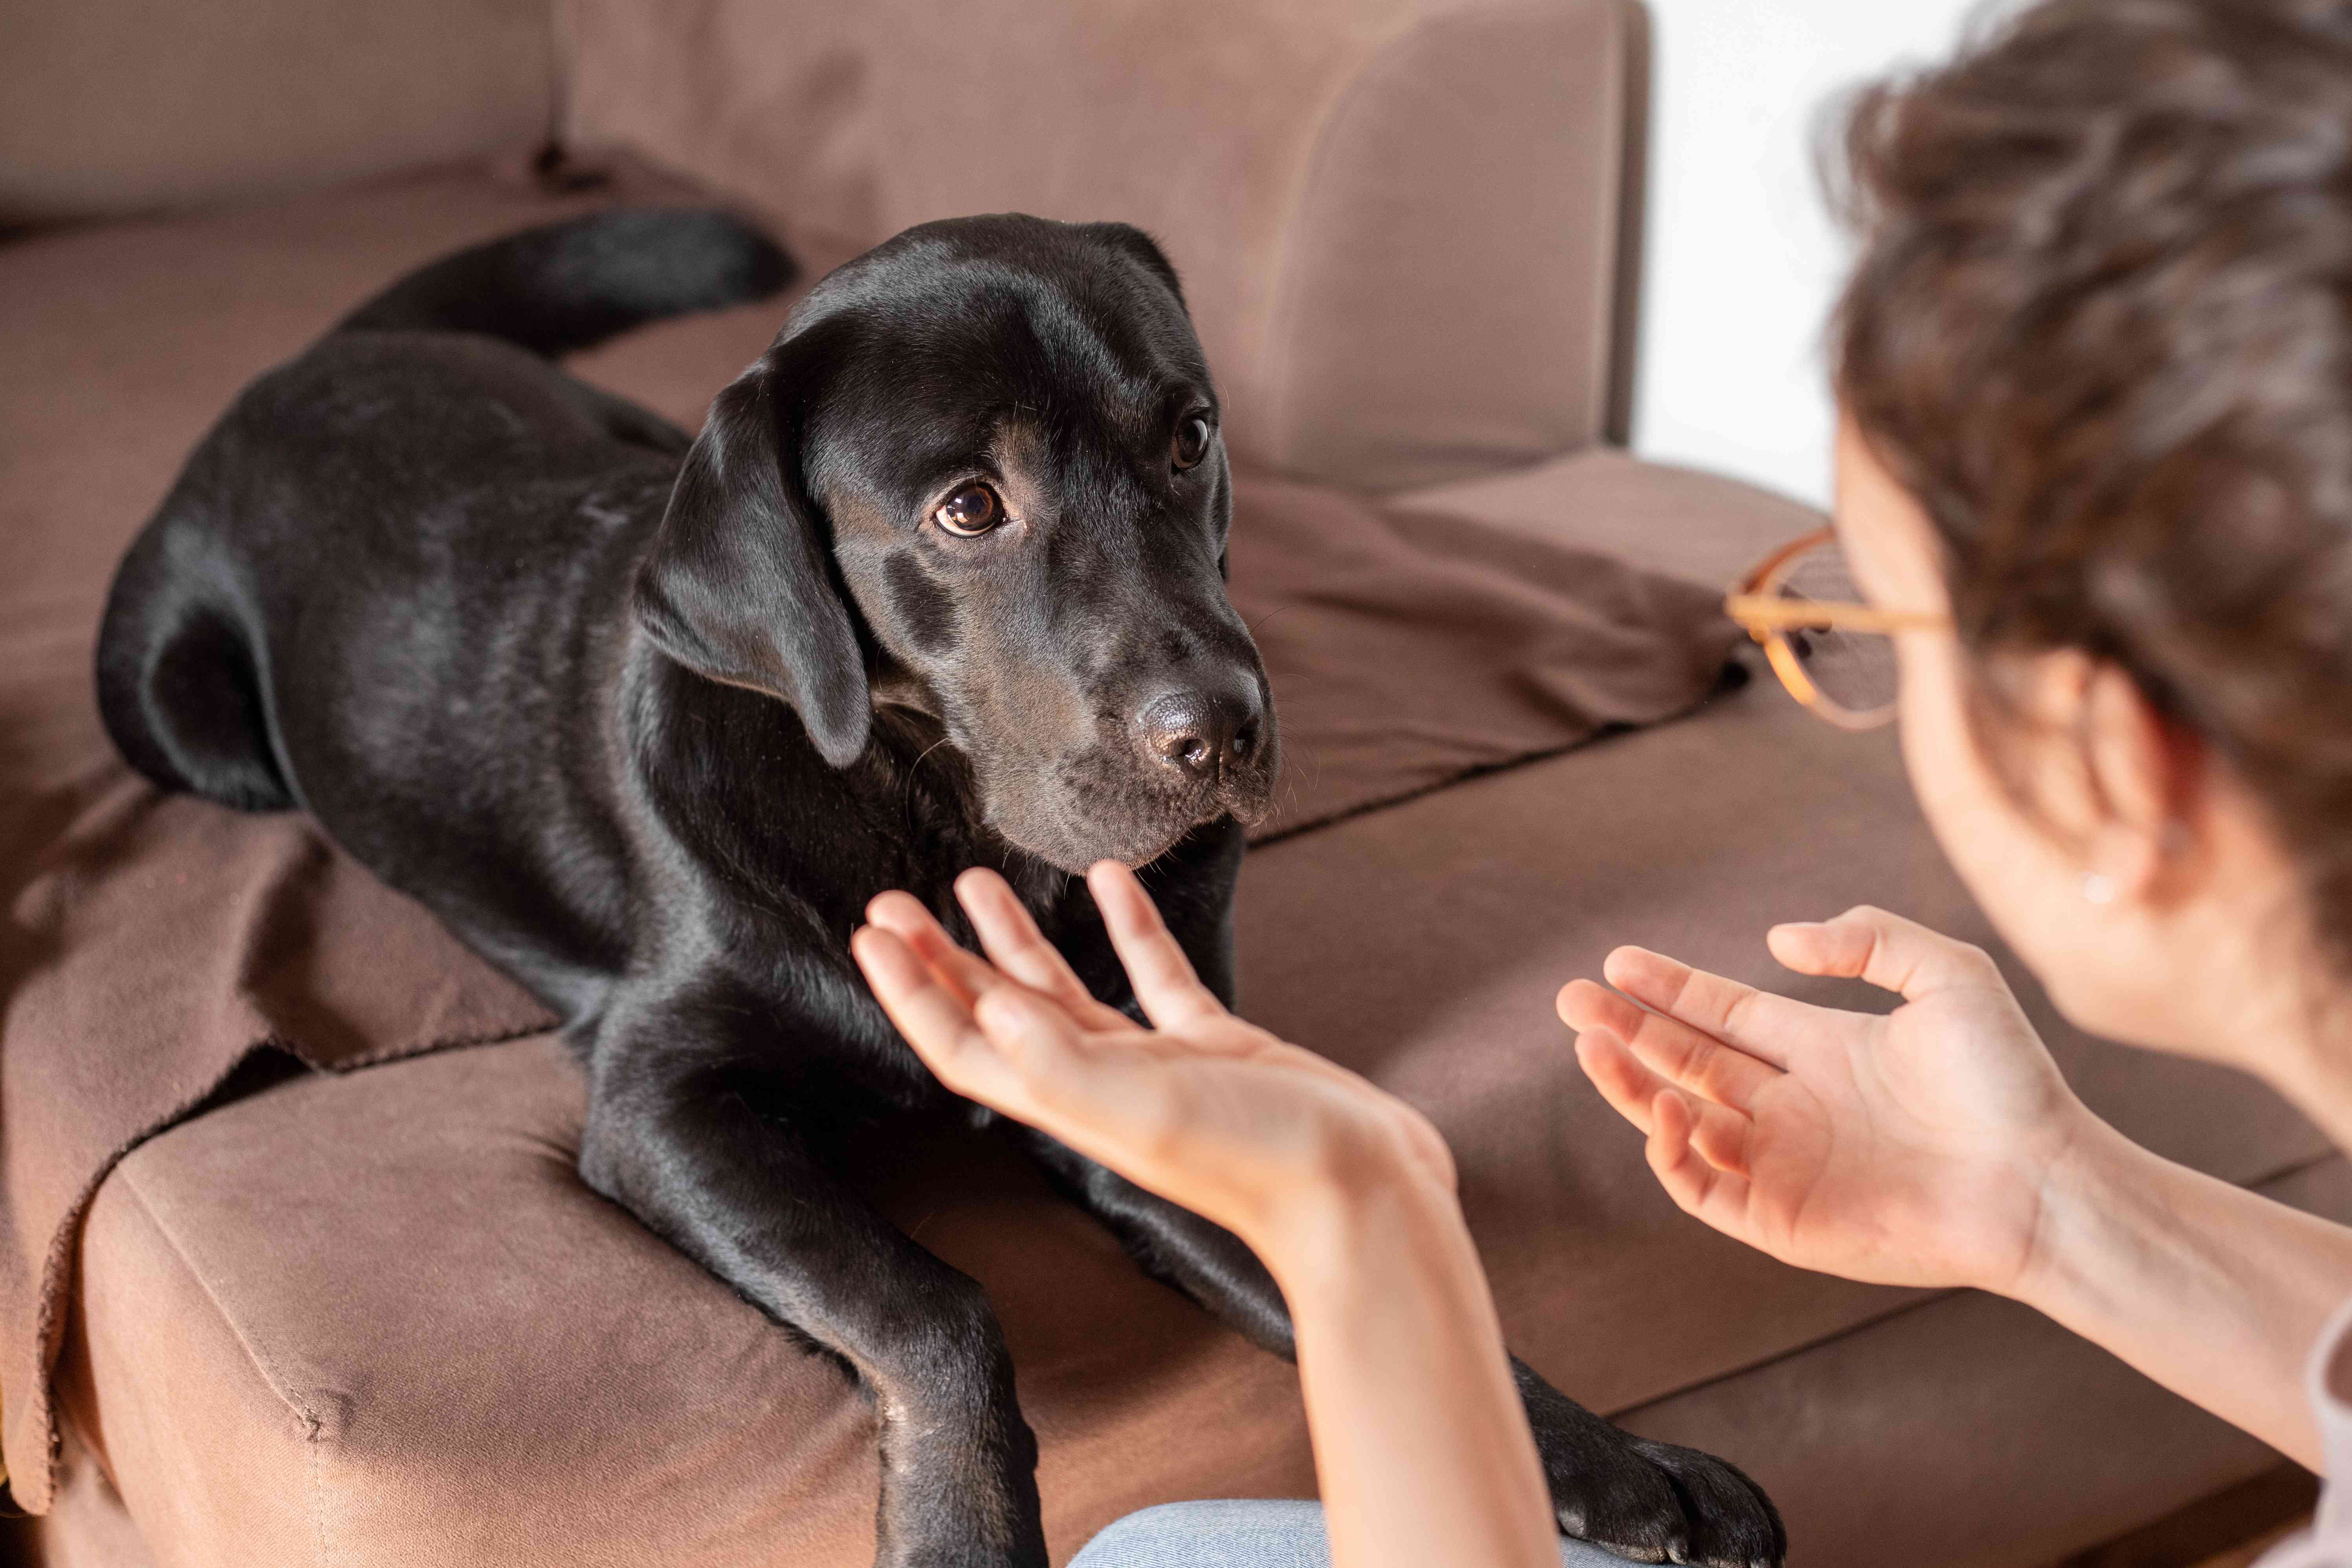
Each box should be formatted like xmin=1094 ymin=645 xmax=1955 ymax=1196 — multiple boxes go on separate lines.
xmin=850 ymin=861 xmax=1456 ymax=1264
xmin=1559 ymin=906 xmax=2096 ymax=1296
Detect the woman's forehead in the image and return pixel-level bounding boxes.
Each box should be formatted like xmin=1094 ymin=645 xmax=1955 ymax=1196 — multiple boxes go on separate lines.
xmin=1833 ymin=416 xmax=1952 ymax=616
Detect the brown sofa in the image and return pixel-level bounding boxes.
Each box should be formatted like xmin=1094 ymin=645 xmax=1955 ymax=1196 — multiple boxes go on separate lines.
xmin=0 ymin=2 xmax=2332 ymax=1565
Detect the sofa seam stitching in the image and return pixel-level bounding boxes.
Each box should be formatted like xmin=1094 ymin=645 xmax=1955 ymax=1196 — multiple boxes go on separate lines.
xmin=115 ymin=1163 xmax=330 ymax=1444
xmin=16 ymin=1013 xmax=559 ymax=1509
xmin=16 ymin=1038 xmax=299 ymax=1511
xmin=313 ymin=1430 xmax=332 ymax=1568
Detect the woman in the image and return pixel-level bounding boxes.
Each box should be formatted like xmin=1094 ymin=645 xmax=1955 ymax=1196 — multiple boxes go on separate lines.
xmin=849 ymin=2 xmax=2352 ymax=1564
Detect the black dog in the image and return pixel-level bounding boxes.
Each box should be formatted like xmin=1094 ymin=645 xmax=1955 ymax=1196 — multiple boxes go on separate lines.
xmin=96 ymin=209 xmax=1783 ymax=1568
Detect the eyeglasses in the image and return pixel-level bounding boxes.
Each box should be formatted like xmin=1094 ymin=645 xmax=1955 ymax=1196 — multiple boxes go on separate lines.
xmin=1724 ymin=527 xmax=1946 ymax=731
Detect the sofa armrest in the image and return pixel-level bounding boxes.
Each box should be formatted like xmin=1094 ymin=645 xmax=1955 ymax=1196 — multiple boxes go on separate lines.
xmin=0 ymin=0 xmax=554 ymax=226
xmin=558 ymin=0 xmax=1638 ymax=493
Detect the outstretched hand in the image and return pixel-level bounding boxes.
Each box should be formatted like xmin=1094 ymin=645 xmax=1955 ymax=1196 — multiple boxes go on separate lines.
xmin=851 ymin=862 xmax=1454 ymax=1264
xmin=1560 ymin=906 xmax=2095 ymax=1295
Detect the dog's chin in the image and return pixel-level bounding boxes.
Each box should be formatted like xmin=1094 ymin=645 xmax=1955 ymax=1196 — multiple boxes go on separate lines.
xmin=982 ymin=779 xmax=1274 ymax=876
xmin=983 ymin=804 xmax=1198 ymax=877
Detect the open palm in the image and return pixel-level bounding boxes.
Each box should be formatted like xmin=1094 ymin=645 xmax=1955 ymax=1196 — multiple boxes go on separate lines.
xmin=851 ymin=862 xmax=1456 ymax=1256
xmin=1559 ymin=907 xmax=2096 ymax=1296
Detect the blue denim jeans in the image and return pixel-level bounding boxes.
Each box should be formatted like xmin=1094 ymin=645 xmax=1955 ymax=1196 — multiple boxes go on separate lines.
xmin=1069 ymin=1500 xmax=1641 ymax=1568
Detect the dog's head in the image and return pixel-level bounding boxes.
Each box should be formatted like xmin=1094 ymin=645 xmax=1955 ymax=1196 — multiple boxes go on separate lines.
xmin=635 ymin=214 xmax=1278 ymax=873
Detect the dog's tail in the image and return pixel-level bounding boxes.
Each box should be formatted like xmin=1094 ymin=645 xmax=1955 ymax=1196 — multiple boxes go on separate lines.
xmin=336 ymin=209 xmax=795 ymax=358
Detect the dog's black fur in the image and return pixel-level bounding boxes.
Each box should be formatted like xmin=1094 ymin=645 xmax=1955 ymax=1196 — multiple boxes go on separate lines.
xmin=95 ymin=209 xmax=1784 ymax=1568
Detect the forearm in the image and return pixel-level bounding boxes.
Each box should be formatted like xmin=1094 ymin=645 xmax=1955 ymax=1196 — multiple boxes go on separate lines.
xmin=2016 ymin=1117 xmax=2352 ymax=1468
xmin=1265 ymin=1174 xmax=1559 ymax=1568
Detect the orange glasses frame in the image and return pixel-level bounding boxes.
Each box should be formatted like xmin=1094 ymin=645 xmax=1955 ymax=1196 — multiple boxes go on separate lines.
xmin=1723 ymin=526 xmax=1946 ymax=731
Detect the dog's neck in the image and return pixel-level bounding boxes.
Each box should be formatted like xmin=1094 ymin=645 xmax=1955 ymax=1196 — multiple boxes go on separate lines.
xmin=861 ymin=704 xmax=1071 ymax=916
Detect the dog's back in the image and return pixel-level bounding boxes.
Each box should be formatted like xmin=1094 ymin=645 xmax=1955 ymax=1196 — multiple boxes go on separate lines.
xmin=94 ymin=209 xmax=792 ymax=816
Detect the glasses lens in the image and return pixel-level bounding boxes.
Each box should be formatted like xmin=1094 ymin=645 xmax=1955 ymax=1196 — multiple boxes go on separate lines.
xmin=1772 ymin=540 xmax=1897 ymax=718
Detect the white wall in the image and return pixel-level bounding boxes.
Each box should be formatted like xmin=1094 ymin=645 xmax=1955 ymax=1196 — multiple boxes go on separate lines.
xmin=1629 ymin=0 xmax=1987 ymax=507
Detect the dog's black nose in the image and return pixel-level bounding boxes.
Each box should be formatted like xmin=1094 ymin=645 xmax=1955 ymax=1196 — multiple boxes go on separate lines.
xmin=1137 ymin=684 xmax=1264 ymax=781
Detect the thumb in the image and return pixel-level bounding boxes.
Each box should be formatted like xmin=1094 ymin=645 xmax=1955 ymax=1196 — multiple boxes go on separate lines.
xmin=1768 ymin=905 xmax=2001 ymax=1002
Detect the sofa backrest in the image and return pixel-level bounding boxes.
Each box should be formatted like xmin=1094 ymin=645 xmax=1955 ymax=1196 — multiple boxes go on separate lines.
xmin=0 ymin=0 xmax=1639 ymax=495
xmin=0 ymin=0 xmax=552 ymax=227
xmin=560 ymin=0 xmax=1641 ymax=493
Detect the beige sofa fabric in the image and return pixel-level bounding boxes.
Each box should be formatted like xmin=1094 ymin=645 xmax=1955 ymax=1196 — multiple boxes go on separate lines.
xmin=46 ymin=672 xmax=2328 ymax=1568
xmin=557 ymin=0 xmax=1634 ymax=493
xmin=0 ymin=0 xmax=554 ymax=225
xmin=14 ymin=1427 xmax=156 ymax=1568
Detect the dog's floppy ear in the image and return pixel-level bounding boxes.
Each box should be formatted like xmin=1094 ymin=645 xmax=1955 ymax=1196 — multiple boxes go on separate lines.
xmin=1083 ymin=223 xmax=1187 ymax=310
xmin=634 ymin=352 xmax=872 ymax=767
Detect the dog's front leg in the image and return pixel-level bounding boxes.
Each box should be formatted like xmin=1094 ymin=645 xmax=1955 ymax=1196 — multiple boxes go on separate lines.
xmin=581 ymin=1011 xmax=1045 ymax=1568
xmin=1012 ymin=1127 xmax=1293 ymax=1357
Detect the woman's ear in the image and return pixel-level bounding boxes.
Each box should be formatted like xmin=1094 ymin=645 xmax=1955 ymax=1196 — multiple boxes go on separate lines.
xmin=633 ymin=348 xmax=873 ymax=768
xmin=2080 ymin=658 xmax=2201 ymax=902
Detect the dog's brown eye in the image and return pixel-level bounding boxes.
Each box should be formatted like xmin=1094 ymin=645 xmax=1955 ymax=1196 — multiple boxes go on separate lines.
xmin=1172 ymin=415 xmax=1213 ymax=470
xmin=932 ymin=483 xmax=1003 ymax=537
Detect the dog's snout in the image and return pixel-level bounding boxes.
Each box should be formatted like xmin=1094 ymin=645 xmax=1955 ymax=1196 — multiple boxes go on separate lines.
xmin=1137 ymin=683 xmax=1264 ymax=781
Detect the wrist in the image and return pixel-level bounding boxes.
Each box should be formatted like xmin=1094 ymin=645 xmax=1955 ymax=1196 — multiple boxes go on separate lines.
xmin=2007 ymin=1109 xmax=2139 ymax=1310
xmin=1251 ymin=1154 xmax=1474 ymax=1313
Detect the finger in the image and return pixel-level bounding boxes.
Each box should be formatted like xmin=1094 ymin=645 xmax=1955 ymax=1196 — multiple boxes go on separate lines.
xmin=1087 ymin=861 xmax=1226 ymax=1029
xmin=1648 ymin=1091 xmax=1756 ymax=1235
xmin=954 ymin=869 xmax=1134 ymax=1031
xmin=850 ymin=927 xmax=1012 ymax=1100
xmin=1560 ymin=978 xmax=1781 ymax=1109
xmin=866 ymin=891 xmax=998 ymax=1008
xmin=1683 ymin=1093 xmax=1755 ymax=1176
xmin=1576 ymin=1031 xmax=1756 ymax=1172
xmin=1559 ymin=979 xmax=1677 ymax=1055
xmin=970 ymin=981 xmax=1095 ymax=1094
xmin=1598 ymin=948 xmax=1825 ymax=1068
xmin=1574 ymin=1028 xmax=1661 ymax=1134
xmin=1767 ymin=906 xmax=2003 ymax=1001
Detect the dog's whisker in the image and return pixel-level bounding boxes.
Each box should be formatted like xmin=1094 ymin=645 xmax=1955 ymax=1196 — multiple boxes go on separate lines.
xmin=901 ymin=732 xmax=956 ymax=821
xmin=1245 ymin=604 xmax=1297 ymax=639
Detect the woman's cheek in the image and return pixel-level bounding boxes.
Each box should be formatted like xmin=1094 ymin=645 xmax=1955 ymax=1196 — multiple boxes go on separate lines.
xmin=1893 ymin=635 xmax=2069 ymax=973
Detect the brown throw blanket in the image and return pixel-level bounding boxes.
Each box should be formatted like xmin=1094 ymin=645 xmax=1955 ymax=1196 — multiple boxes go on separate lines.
xmin=1229 ymin=477 xmax=1743 ymax=840
xmin=0 ymin=214 xmax=1736 ymax=1510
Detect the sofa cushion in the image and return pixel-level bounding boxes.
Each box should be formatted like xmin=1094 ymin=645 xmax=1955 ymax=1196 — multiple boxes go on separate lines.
xmin=66 ymin=1034 xmax=1311 ymax=1568
xmin=558 ymin=0 xmax=1639 ymax=493
xmin=54 ymin=672 xmax=2335 ymax=1568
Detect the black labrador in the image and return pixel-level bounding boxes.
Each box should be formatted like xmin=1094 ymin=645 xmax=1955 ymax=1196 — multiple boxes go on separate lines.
xmin=95 ymin=209 xmax=1784 ymax=1568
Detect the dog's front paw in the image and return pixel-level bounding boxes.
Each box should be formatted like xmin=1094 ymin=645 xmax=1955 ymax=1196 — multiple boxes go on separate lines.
xmin=1628 ymin=1436 xmax=1784 ymax=1568
xmin=1516 ymin=1367 xmax=1784 ymax=1568
xmin=1540 ymin=1434 xmax=1783 ymax=1568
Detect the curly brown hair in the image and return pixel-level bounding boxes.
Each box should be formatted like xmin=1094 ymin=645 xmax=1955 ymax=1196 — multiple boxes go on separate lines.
xmin=1833 ymin=0 xmax=2352 ymax=964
